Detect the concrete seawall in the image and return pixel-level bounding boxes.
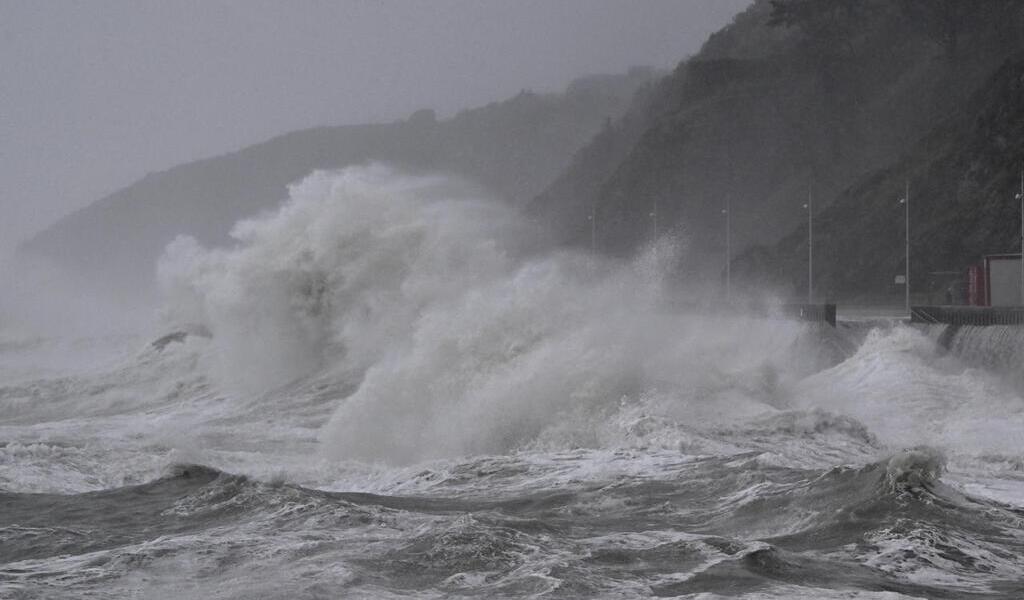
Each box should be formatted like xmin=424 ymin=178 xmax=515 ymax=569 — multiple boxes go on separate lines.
xmin=910 ymin=306 xmax=1024 ymax=326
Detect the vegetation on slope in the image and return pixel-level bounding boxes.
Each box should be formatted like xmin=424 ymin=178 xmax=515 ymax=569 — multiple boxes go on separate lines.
xmin=530 ymin=0 xmax=1024 ymax=292
xmin=736 ymin=54 xmax=1024 ymax=302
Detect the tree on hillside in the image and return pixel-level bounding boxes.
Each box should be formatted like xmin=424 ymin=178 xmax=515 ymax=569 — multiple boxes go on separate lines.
xmin=768 ymin=0 xmax=868 ymax=55
xmin=766 ymin=0 xmax=883 ymax=97
xmin=898 ymin=0 xmax=1023 ymax=59
xmin=768 ymin=0 xmax=880 ymax=162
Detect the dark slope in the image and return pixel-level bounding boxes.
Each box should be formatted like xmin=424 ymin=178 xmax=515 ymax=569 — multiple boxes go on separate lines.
xmin=529 ymin=0 xmax=1024 ymax=285
xmin=734 ymin=55 xmax=1024 ymax=301
xmin=20 ymin=69 xmax=655 ymax=298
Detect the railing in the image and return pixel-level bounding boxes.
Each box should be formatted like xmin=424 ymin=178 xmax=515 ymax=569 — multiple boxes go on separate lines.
xmin=779 ymin=303 xmax=837 ymax=327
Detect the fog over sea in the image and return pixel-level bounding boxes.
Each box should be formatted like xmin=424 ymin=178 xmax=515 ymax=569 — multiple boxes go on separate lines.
xmin=2 ymin=166 xmax=1024 ymax=599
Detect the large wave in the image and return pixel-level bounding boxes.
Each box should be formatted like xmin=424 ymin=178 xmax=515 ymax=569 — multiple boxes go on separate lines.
xmin=158 ymin=165 xmax=821 ymax=465
xmin=10 ymin=167 xmax=1024 ymax=599
xmin=792 ymin=324 xmax=1024 ymax=467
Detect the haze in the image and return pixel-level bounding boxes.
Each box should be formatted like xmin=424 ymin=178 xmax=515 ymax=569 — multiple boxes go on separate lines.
xmin=0 ymin=0 xmax=749 ymax=257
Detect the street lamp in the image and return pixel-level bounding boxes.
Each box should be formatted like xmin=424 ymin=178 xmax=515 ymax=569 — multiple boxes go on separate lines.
xmin=648 ymin=204 xmax=658 ymax=261
xmin=898 ymin=179 xmax=910 ymax=315
xmin=1017 ymin=162 xmax=1023 ymax=305
xmin=587 ymin=209 xmax=596 ymax=253
xmin=802 ymin=186 xmax=812 ymax=304
xmin=722 ymin=198 xmax=731 ymax=303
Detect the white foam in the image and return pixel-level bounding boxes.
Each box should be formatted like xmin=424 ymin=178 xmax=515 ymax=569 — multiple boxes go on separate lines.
xmin=793 ymin=324 xmax=1024 ymax=466
xmin=151 ymin=165 xmax=816 ymax=466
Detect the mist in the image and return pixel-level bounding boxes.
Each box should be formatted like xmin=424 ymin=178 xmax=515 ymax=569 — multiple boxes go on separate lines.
xmin=0 ymin=0 xmax=749 ymax=259
xmin=6 ymin=2 xmax=1024 ymax=598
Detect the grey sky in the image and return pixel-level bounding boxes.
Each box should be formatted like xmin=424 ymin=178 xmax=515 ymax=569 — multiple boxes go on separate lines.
xmin=0 ymin=0 xmax=750 ymax=256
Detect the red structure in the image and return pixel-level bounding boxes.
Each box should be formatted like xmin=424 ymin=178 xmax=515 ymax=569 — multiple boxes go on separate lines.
xmin=968 ymin=263 xmax=987 ymax=306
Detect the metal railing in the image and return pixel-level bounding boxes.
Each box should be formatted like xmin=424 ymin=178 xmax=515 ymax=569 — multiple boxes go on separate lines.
xmin=779 ymin=303 xmax=837 ymax=327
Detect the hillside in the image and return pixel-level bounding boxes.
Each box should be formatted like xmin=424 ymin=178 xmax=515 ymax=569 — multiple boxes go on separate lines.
xmin=20 ymin=68 xmax=655 ymax=298
xmin=734 ymin=54 xmax=1024 ymax=302
xmin=529 ymin=0 xmax=1024 ymax=288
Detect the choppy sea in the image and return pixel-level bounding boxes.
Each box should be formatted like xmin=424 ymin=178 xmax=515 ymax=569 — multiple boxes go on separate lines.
xmin=3 ymin=166 xmax=1023 ymax=598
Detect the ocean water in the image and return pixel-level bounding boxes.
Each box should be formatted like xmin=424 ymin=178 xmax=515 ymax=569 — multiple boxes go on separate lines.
xmin=2 ymin=166 xmax=1023 ymax=599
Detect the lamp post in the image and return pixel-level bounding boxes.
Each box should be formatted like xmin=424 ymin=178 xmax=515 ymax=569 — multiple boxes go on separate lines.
xmin=802 ymin=186 xmax=812 ymax=304
xmin=587 ymin=208 xmax=596 ymax=253
xmin=722 ymin=197 xmax=731 ymax=303
xmin=650 ymin=204 xmax=658 ymax=241
xmin=1017 ymin=162 xmax=1023 ymax=304
xmin=648 ymin=202 xmax=658 ymax=261
xmin=899 ymin=179 xmax=910 ymax=315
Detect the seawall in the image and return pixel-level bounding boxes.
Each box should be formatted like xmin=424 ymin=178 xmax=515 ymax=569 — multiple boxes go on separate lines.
xmin=910 ymin=306 xmax=1024 ymax=326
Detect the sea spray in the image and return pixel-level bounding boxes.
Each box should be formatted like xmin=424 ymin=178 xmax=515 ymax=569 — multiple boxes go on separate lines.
xmin=156 ymin=165 xmax=822 ymax=464
xmin=6 ymin=167 xmax=1024 ymax=597
xmin=794 ymin=324 xmax=1024 ymax=462
xmin=158 ymin=165 xmax=520 ymax=393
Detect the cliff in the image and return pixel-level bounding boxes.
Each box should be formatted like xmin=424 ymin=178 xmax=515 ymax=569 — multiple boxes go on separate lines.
xmin=735 ymin=55 xmax=1024 ymax=302
xmin=529 ymin=0 xmax=1024 ymax=290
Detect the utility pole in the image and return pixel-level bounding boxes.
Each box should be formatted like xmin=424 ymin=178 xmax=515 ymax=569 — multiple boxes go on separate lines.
xmin=723 ymin=197 xmax=731 ymax=303
xmin=803 ymin=186 xmax=812 ymax=304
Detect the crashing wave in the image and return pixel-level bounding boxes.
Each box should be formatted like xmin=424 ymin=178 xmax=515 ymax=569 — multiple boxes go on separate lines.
xmin=883 ymin=446 xmax=946 ymax=491
xmin=154 ymin=165 xmax=833 ymax=465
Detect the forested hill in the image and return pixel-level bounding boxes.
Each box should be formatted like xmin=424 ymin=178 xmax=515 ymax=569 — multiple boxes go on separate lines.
xmin=19 ymin=68 xmax=656 ymax=299
xmin=735 ymin=54 xmax=1024 ymax=302
xmin=528 ymin=0 xmax=1024 ymax=290
xmin=23 ymin=0 xmax=1024 ymax=304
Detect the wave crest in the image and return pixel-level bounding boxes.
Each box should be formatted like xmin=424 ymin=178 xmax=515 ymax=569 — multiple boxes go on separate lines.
xmin=157 ymin=165 xmax=825 ymax=465
xmin=884 ymin=446 xmax=946 ymax=491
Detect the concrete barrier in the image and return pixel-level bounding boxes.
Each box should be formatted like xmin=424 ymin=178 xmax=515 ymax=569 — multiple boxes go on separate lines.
xmin=910 ymin=306 xmax=1024 ymax=326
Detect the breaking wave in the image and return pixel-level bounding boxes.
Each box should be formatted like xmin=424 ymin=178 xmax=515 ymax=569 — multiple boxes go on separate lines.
xmin=7 ymin=164 xmax=1024 ymax=598
xmin=154 ymin=165 xmax=1024 ymax=471
xmin=157 ymin=165 xmax=821 ymax=465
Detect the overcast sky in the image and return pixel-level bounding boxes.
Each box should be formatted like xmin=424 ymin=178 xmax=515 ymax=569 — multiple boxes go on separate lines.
xmin=0 ymin=0 xmax=750 ymax=255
